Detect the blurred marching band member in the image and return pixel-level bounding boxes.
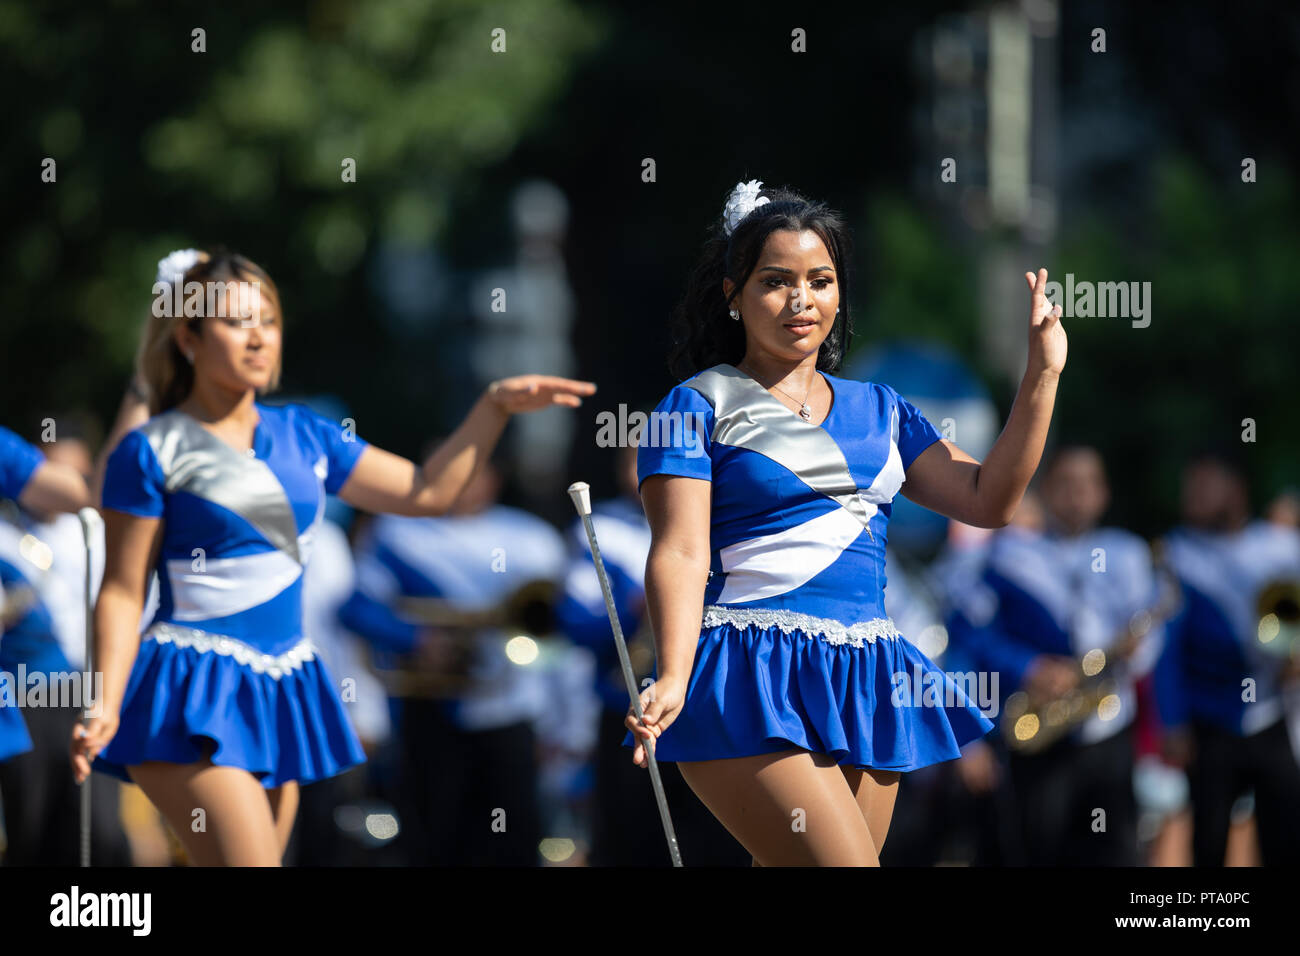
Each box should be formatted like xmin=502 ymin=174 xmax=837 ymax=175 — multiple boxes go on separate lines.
xmin=68 ymin=247 xmax=595 ymax=866
xmin=0 ymin=426 xmax=92 ymax=518
xmin=0 ymin=425 xmax=97 ymax=859
xmin=15 ymin=429 xmax=102 ymax=672
xmin=554 ymin=441 xmax=748 ymax=865
xmin=948 ymin=447 xmax=1163 ymax=865
xmin=895 ymin=496 xmax=1045 ymax=866
xmin=873 ymin=541 xmax=988 ymax=865
xmin=302 ymin=512 xmax=392 ymax=754
xmin=0 ymin=433 xmax=132 ymax=865
xmin=339 ymin=457 xmax=568 ymax=865
xmin=1264 ymin=487 xmax=1300 ymax=529
xmin=288 ymin=505 xmax=394 ymax=866
xmin=530 ymin=620 xmax=601 ymax=863
xmin=1154 ymin=452 xmax=1300 ymax=865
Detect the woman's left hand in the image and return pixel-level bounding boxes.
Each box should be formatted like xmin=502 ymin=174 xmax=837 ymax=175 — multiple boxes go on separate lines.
xmin=1024 ymin=267 xmax=1067 ymax=378
xmin=487 ymin=374 xmax=597 ymax=414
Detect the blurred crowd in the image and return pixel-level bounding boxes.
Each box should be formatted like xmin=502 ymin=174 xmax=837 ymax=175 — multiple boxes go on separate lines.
xmin=1 ymin=411 xmax=1298 ymax=867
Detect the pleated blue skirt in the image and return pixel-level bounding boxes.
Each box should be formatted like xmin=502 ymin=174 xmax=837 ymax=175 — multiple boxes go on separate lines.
xmin=622 ymin=620 xmax=995 ymax=772
xmin=93 ymin=631 xmax=366 ymax=789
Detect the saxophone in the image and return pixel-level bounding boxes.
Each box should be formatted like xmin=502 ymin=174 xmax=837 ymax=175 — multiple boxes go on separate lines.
xmin=1002 ymin=540 xmax=1182 ymax=755
xmin=1255 ymin=577 xmax=1300 ymax=660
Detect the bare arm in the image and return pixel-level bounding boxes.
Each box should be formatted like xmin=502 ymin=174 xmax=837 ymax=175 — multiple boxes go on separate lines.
xmin=640 ymin=474 xmax=713 ymax=682
xmin=626 ymin=473 xmax=712 ymax=766
xmin=337 ymin=374 xmax=596 ymax=518
xmin=72 ymin=508 xmax=161 ymax=782
xmin=18 ymin=460 xmax=92 ymax=515
xmin=901 ymin=267 xmax=1067 ymax=529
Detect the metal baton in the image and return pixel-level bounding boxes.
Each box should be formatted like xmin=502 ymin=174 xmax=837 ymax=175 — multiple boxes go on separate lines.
xmin=77 ymin=506 xmax=102 ymax=868
xmin=566 ymin=482 xmax=682 ymax=867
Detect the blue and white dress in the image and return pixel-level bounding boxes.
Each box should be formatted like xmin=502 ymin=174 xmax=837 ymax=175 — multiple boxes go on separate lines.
xmin=625 ymin=364 xmax=995 ymax=771
xmin=0 ymin=426 xmax=46 ymax=762
xmin=93 ymin=403 xmax=369 ymax=788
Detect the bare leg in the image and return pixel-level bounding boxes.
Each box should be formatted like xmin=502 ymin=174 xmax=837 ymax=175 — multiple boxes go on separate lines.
xmin=267 ymin=780 xmax=299 ymax=859
xmin=841 ymin=766 xmax=901 ymax=855
xmin=128 ymin=760 xmax=281 ymax=866
xmin=677 ymin=749 xmax=880 ymax=866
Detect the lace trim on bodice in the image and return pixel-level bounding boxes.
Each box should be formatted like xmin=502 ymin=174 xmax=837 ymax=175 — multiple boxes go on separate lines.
xmin=701 ymin=604 xmax=901 ymax=648
xmin=145 ymin=622 xmax=318 ymax=680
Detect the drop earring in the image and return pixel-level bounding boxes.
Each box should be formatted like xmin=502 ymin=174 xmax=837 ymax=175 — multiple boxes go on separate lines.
xmin=729 ymin=309 xmax=740 ymax=322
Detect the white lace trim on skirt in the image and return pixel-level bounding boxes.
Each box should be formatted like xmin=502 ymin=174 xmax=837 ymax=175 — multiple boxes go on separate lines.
xmin=145 ymin=622 xmax=318 ymax=680
xmin=700 ymin=605 xmax=901 ymax=648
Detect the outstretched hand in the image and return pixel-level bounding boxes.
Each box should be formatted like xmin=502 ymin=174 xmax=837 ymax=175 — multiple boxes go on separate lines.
xmin=487 ymin=374 xmax=597 ymax=414
xmin=1024 ymin=268 xmax=1067 ymax=378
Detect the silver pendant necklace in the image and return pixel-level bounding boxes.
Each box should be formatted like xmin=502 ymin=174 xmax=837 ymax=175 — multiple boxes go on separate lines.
xmin=738 ymin=362 xmax=815 ymax=421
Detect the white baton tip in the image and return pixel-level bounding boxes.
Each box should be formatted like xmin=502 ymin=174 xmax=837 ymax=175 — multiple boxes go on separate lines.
xmin=77 ymin=507 xmax=103 ymax=534
xmin=566 ymin=481 xmax=592 ymax=516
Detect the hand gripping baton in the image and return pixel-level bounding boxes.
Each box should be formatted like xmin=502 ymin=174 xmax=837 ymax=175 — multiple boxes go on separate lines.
xmin=566 ymin=482 xmax=682 ymax=867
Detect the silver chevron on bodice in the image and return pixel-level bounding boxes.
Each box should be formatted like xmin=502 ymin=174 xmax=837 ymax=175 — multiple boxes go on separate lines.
xmin=685 ymin=364 xmax=874 ymax=532
xmin=140 ymin=410 xmax=303 ymax=564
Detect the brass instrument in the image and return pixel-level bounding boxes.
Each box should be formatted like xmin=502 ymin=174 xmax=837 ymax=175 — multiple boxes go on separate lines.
xmin=1002 ymin=540 xmax=1183 ymax=755
xmin=371 ymin=578 xmax=558 ymax=699
xmin=1256 ymin=578 xmax=1300 ymax=660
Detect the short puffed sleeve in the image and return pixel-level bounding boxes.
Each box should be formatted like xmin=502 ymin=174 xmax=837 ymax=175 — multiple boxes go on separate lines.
xmin=636 ymin=384 xmax=715 ymax=491
xmin=102 ymin=429 xmax=166 ymax=517
xmin=888 ymin=386 xmax=944 ymax=470
xmin=0 ymin=426 xmax=45 ymax=502
xmin=297 ymin=405 xmax=369 ymax=495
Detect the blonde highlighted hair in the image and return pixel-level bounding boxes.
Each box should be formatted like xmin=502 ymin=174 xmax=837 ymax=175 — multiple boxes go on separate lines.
xmin=136 ymin=248 xmax=284 ymax=414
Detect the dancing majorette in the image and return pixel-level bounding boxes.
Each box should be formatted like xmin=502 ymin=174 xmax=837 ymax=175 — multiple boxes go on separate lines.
xmin=624 ymin=180 xmax=1066 ymax=866
xmin=1 ymin=425 xmax=92 ymax=768
xmin=69 ymin=248 xmax=594 ymax=866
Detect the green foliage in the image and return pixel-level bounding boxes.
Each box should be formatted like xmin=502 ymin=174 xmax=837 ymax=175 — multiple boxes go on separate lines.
xmin=843 ymin=159 xmax=1300 ymax=532
xmin=1 ymin=0 xmax=603 ymax=440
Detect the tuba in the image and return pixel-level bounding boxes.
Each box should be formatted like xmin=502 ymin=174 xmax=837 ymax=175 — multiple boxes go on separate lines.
xmin=1002 ymin=540 xmax=1183 ymax=755
xmin=371 ymin=578 xmax=558 ymax=699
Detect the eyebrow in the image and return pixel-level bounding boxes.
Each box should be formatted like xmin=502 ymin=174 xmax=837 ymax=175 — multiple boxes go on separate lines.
xmin=757 ymin=265 xmax=835 ymax=274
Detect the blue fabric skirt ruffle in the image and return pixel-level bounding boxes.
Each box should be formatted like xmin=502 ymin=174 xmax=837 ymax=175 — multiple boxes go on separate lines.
xmin=0 ymin=703 xmax=33 ymax=763
xmin=622 ymin=620 xmax=995 ymax=772
xmin=93 ymin=634 xmax=366 ymax=788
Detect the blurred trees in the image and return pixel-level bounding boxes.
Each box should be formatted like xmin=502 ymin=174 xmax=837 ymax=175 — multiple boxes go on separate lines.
xmin=1 ymin=0 xmax=601 ymax=449
xmin=1 ymin=0 xmax=1296 ymax=531
xmin=857 ymin=156 xmax=1300 ymax=533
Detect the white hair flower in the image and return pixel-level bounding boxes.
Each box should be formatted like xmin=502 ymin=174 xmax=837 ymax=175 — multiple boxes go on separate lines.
xmin=722 ymin=179 xmax=771 ymax=236
xmin=156 ymin=248 xmax=202 ymax=286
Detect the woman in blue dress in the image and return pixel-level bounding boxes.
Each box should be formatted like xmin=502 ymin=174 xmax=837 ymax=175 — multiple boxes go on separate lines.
xmin=626 ymin=181 xmax=1067 ymax=866
xmin=1 ymin=426 xmax=92 ymax=765
xmin=68 ymin=248 xmax=595 ymax=865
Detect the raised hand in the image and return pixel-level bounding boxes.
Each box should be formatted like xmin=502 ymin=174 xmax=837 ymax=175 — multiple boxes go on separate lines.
xmin=486 ymin=374 xmax=597 ymax=414
xmin=1023 ymin=268 xmax=1067 ymax=378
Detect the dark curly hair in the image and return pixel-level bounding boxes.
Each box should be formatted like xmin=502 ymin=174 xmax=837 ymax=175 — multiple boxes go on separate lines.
xmin=667 ymin=184 xmax=854 ymax=381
